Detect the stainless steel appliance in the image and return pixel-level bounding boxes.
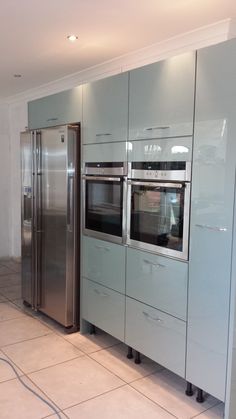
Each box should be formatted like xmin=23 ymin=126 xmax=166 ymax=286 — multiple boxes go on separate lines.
xmin=127 ymin=161 xmax=191 ymax=260
xmin=21 ymin=125 xmax=80 ymax=329
xmin=83 ymin=162 xmax=127 ymax=244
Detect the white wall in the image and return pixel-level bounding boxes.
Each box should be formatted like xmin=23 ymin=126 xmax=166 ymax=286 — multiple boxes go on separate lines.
xmin=0 ymin=104 xmax=10 ymax=257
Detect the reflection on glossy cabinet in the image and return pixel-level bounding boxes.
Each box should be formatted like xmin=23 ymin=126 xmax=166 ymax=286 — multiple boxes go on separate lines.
xmin=187 ymin=39 xmax=236 ymax=402
xmin=82 ymin=73 xmax=128 ymax=144
xmin=28 ymin=87 xmax=82 ymax=129
xmin=129 ymin=52 xmax=196 ymax=140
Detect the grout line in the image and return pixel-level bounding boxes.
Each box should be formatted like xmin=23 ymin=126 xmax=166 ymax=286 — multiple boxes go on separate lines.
xmin=0 ymin=330 xmax=53 ymax=349
xmin=190 ymin=401 xmax=224 ymax=419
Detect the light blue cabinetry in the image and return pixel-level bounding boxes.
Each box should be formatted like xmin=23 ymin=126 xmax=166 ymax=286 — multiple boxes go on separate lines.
xmin=28 ymin=87 xmax=82 ymax=129
xmin=82 ymin=141 xmax=127 ymax=163
xmin=82 ymin=73 xmax=128 ymax=144
xmin=129 ymin=52 xmax=195 ymax=140
xmin=82 ymin=278 xmax=125 ymax=341
xmin=126 ymin=248 xmax=188 ymax=320
xmin=125 ymin=297 xmax=186 ymax=377
xmin=82 ymin=236 xmax=125 ymax=293
xmin=186 ymin=39 xmax=236 ymax=402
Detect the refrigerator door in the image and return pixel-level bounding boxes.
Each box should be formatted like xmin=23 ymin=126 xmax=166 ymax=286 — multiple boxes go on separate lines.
xmin=39 ymin=125 xmax=78 ymax=327
xmin=21 ymin=131 xmax=34 ymax=306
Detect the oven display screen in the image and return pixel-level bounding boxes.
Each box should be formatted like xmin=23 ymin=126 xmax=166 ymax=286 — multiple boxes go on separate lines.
xmin=130 ymin=184 xmax=185 ymax=252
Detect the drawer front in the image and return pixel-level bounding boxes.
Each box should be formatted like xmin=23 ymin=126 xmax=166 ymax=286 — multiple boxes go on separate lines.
xmin=82 ymin=278 xmax=125 ymax=341
xmin=126 ymin=248 xmax=188 ymax=320
xmin=82 ymin=73 xmax=128 ymax=144
xmin=125 ymin=297 xmax=186 ymax=377
xmin=28 ymin=87 xmax=82 ymax=129
xmin=82 ymin=236 xmax=126 ymax=293
xmin=128 ymin=137 xmax=192 ymax=163
xmin=82 ymin=142 xmax=127 ymax=164
xmin=129 ymin=52 xmax=195 ymax=140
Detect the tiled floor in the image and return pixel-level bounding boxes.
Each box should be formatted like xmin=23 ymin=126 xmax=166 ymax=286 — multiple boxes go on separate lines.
xmin=0 ymin=258 xmax=224 ymax=419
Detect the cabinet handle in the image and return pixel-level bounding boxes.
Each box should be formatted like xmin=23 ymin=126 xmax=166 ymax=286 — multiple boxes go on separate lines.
xmin=94 ymin=245 xmax=110 ymax=251
xmin=95 ymin=133 xmax=112 ymax=137
xmin=143 ymin=259 xmax=165 ymax=268
xmin=47 ymin=118 xmax=58 ymax=122
xmin=142 ymin=311 xmax=163 ymax=322
xmin=145 ymin=126 xmax=170 ymax=131
xmin=195 ymin=224 xmax=227 ymax=232
xmin=94 ymin=289 xmax=109 ymax=297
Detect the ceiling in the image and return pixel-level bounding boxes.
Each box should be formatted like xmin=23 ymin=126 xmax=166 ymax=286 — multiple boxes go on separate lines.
xmin=0 ymin=0 xmax=235 ymax=99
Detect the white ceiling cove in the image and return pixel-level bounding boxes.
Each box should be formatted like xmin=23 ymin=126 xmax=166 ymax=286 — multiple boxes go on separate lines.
xmin=0 ymin=0 xmax=235 ymax=98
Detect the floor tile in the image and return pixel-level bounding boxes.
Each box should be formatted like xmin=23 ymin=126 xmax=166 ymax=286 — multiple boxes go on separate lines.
xmin=0 ymin=316 xmax=51 ymax=347
xmin=0 ymin=376 xmax=58 ymax=419
xmin=0 ymin=266 xmax=14 ymax=276
xmin=4 ymin=333 xmax=84 ymax=373
xmin=42 ymin=413 xmax=68 ymax=419
xmin=65 ymin=329 xmax=120 ymax=354
xmin=0 ymin=294 xmax=7 ymax=302
xmin=29 ymin=356 xmax=124 ymax=410
xmin=131 ymin=369 xmax=220 ymax=419
xmin=0 ymin=350 xmax=23 ymax=383
xmin=0 ymin=260 xmax=21 ymax=273
xmin=64 ymin=385 xmax=175 ymax=419
xmin=193 ymin=403 xmax=224 ymax=418
xmin=90 ymin=343 xmax=162 ymax=383
xmin=0 ymin=284 xmax=22 ymax=300
xmin=0 ymin=273 xmax=21 ymax=288
xmin=0 ymin=302 xmax=25 ymax=322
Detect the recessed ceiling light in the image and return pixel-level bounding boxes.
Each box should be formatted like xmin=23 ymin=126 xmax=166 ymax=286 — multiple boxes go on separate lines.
xmin=14 ymin=74 xmax=22 ymax=78
xmin=67 ymin=35 xmax=78 ymax=42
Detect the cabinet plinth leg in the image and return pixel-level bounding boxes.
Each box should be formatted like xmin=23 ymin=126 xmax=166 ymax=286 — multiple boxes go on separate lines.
xmin=196 ymin=388 xmax=204 ymax=403
xmin=185 ymin=382 xmax=194 ymax=397
xmin=127 ymin=346 xmax=133 ymax=359
xmin=135 ymin=351 xmax=141 ymax=364
xmin=90 ymin=324 xmax=96 ymax=335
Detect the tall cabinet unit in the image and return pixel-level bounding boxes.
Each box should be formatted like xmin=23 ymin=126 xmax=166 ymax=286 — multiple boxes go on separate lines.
xmin=186 ymin=39 xmax=236 ymax=402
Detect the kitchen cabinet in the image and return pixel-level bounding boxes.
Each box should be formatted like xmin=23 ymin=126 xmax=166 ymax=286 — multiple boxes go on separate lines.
xmin=186 ymin=39 xmax=236 ymax=402
xmin=126 ymin=248 xmax=188 ymax=321
xmin=28 ymin=87 xmax=82 ymax=129
xmin=82 ymin=236 xmax=126 ymax=294
xmin=82 ymin=141 xmax=127 ymax=164
xmin=82 ymin=73 xmax=128 ymax=144
xmin=125 ymin=297 xmax=186 ymax=377
xmin=129 ymin=52 xmax=195 ymax=140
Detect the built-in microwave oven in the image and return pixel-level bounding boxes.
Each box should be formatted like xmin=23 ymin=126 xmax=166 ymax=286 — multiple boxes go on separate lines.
xmin=126 ymin=161 xmax=191 ymax=260
xmin=82 ymin=162 xmax=127 ymax=244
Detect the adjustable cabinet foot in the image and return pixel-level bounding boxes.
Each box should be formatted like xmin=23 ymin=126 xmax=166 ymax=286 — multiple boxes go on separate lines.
xmin=196 ymin=388 xmax=205 ymax=403
xmin=127 ymin=346 xmax=133 ymax=359
xmin=90 ymin=324 xmax=96 ymax=335
xmin=134 ymin=351 xmax=141 ymax=364
xmin=185 ymin=382 xmax=194 ymax=397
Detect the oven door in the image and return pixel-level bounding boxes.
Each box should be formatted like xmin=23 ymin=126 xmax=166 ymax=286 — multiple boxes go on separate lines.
xmin=127 ymin=180 xmax=190 ymax=260
xmin=83 ymin=176 xmax=127 ymax=244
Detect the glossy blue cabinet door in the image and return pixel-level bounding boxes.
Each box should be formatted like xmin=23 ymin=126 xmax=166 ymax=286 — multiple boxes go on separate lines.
xmin=129 ymin=52 xmax=195 ymax=140
xmin=82 ymin=236 xmax=126 ymax=293
xmin=186 ymin=39 xmax=236 ymax=402
xmin=82 ymin=142 xmax=127 ymax=164
xmin=82 ymin=73 xmax=128 ymax=144
xmin=126 ymin=248 xmax=188 ymax=320
xmin=28 ymin=87 xmax=82 ymax=129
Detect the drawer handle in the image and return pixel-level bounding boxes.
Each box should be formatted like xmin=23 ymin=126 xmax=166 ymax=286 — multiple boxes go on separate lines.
xmin=94 ymin=245 xmax=110 ymax=251
xmin=47 ymin=118 xmax=58 ymax=122
xmin=94 ymin=289 xmax=109 ymax=297
xmin=142 ymin=311 xmax=163 ymax=322
xmin=143 ymin=259 xmax=165 ymax=268
xmin=95 ymin=133 xmax=112 ymax=137
xmin=195 ymin=224 xmax=227 ymax=232
xmin=145 ymin=126 xmax=170 ymax=131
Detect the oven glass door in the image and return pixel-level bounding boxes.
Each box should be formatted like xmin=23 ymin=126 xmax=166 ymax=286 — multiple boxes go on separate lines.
xmin=128 ymin=181 xmax=190 ymax=260
xmin=84 ymin=176 xmax=123 ymax=242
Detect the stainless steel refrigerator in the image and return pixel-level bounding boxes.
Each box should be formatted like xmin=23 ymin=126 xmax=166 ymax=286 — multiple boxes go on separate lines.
xmin=21 ymin=124 xmax=80 ymax=330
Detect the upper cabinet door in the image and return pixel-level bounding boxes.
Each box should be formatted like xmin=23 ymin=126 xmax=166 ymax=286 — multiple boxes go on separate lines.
xmin=28 ymin=87 xmax=82 ymax=129
xmin=82 ymin=73 xmax=128 ymax=144
xmin=129 ymin=52 xmax=196 ymax=140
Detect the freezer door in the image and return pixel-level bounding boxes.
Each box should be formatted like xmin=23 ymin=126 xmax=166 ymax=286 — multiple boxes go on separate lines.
xmin=21 ymin=131 xmax=34 ymax=305
xmin=39 ymin=125 xmax=78 ymax=327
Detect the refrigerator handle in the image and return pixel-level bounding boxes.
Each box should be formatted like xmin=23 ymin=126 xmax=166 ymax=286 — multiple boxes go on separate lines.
xmin=35 ymin=131 xmax=42 ymax=309
xmin=67 ymin=173 xmax=74 ymax=233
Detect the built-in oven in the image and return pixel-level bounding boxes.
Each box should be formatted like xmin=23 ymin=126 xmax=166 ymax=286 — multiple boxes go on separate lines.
xmin=83 ymin=162 xmax=127 ymax=244
xmin=127 ymin=161 xmax=191 ymax=260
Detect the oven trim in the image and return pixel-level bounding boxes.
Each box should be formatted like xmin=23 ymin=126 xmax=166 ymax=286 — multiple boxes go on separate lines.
xmin=126 ymin=180 xmax=191 ymax=261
